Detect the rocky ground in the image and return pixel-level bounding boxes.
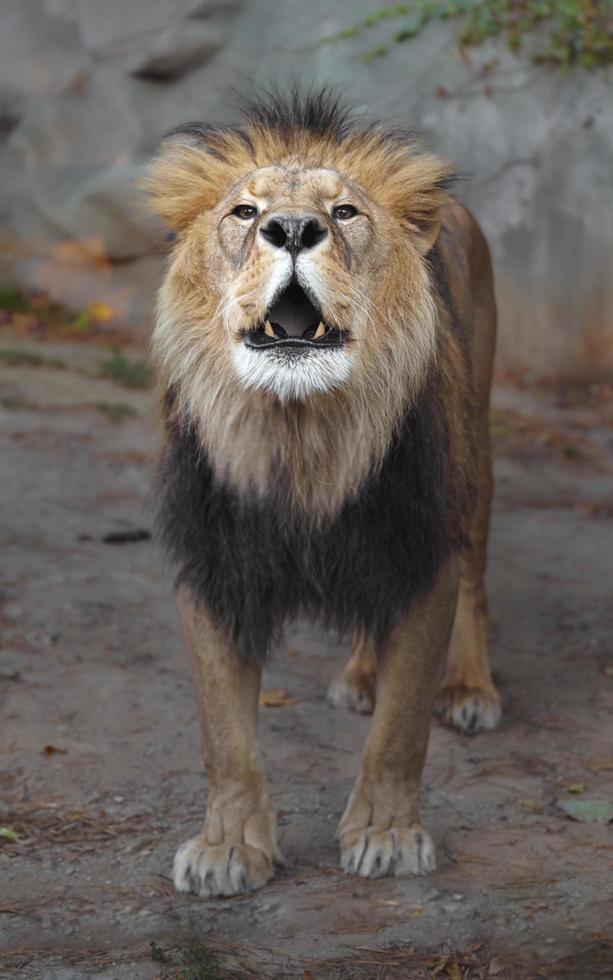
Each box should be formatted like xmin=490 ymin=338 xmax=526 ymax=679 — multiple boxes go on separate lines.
xmin=1 ymin=335 xmax=612 ymax=979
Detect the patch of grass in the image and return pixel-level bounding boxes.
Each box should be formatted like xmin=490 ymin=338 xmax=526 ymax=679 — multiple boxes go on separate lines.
xmin=0 ymin=281 xmax=133 ymax=345
xmin=0 ymin=394 xmax=29 ymax=410
xmin=99 ymin=348 xmax=153 ymax=389
xmin=92 ymin=402 xmax=138 ymax=423
xmin=175 ymin=946 xmax=222 ymax=980
xmin=0 ymin=348 xmax=66 ymax=369
xmin=154 ymin=944 xmax=229 ymax=980
xmin=327 ymin=0 xmax=613 ymax=70
xmin=0 ymin=283 xmax=29 ymax=314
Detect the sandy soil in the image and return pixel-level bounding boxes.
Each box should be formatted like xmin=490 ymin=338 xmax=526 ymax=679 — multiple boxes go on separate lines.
xmin=1 ymin=339 xmax=612 ymax=979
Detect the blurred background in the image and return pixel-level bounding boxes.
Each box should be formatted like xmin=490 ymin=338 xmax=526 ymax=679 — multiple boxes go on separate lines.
xmin=0 ymin=0 xmax=612 ymax=378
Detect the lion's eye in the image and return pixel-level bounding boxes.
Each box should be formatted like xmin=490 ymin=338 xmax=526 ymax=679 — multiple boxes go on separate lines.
xmin=333 ymin=204 xmax=358 ymax=220
xmin=232 ymin=204 xmax=257 ymax=220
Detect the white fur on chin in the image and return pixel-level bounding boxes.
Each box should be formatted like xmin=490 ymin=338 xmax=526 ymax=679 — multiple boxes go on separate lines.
xmin=232 ymin=344 xmax=353 ymax=401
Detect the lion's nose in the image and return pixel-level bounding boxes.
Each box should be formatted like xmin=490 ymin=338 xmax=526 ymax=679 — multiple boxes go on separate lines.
xmin=259 ymin=214 xmax=328 ymax=257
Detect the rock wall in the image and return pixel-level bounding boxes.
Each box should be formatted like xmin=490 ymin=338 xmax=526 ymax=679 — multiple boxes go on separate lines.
xmin=1 ymin=0 xmax=611 ymax=377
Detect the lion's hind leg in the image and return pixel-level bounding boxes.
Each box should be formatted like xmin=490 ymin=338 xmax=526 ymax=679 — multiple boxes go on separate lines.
xmin=435 ymin=418 xmax=501 ymax=734
xmin=339 ymin=560 xmax=458 ymax=878
xmin=327 ymin=627 xmax=376 ymax=715
xmin=436 ymin=576 xmax=501 ymax=734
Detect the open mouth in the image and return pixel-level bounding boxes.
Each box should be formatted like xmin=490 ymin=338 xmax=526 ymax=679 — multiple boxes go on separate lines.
xmin=244 ymin=279 xmax=345 ymax=351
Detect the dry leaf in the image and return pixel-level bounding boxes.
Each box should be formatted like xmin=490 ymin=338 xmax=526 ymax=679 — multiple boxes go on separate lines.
xmin=557 ymin=799 xmax=613 ymax=824
xmin=585 ymin=758 xmax=613 ymax=773
xmin=87 ymin=301 xmax=114 ymax=322
xmin=431 ymin=957 xmax=459 ymax=978
xmin=42 ymin=744 xmax=67 ymax=757
xmin=259 ymin=688 xmax=298 ymax=707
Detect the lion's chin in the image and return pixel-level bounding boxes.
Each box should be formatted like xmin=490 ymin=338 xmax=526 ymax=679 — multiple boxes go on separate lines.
xmin=232 ymin=343 xmax=353 ymax=402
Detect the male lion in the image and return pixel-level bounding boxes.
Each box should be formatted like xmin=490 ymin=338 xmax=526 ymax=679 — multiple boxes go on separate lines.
xmin=142 ymin=89 xmax=501 ymax=898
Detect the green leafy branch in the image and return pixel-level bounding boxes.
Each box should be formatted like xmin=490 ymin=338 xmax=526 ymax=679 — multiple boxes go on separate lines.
xmin=327 ymin=1 xmax=613 ymax=69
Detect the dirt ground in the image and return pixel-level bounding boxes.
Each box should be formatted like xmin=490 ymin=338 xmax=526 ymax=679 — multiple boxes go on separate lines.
xmin=1 ymin=336 xmax=612 ymax=980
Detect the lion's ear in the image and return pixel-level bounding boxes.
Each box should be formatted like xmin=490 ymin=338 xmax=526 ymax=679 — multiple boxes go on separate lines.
xmin=140 ymin=126 xmax=252 ymax=232
xmin=410 ymin=206 xmax=443 ymax=255
xmin=139 ymin=141 xmax=220 ymax=232
xmin=386 ymin=152 xmax=452 ymax=255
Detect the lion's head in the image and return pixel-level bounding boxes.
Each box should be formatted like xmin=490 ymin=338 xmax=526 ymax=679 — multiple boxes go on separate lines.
xmin=143 ymin=89 xmax=454 ymax=512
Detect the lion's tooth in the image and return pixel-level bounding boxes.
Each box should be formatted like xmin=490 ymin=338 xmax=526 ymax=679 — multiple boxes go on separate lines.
xmin=314 ymin=321 xmax=326 ymax=339
xmin=264 ymin=320 xmax=276 ymax=338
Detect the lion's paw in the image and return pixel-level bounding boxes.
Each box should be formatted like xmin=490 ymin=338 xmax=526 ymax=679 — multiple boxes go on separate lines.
xmin=327 ymin=671 xmax=375 ymax=715
xmin=340 ymin=825 xmax=436 ymax=878
xmin=173 ymin=834 xmax=274 ymax=897
xmin=435 ymin=684 xmax=501 ymax=734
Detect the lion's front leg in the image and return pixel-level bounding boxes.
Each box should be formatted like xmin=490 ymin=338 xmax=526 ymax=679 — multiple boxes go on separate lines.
xmin=173 ymin=590 xmax=283 ymax=898
xmin=339 ymin=560 xmax=458 ymax=878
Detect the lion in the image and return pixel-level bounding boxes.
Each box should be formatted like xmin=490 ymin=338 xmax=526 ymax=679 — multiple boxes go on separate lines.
xmin=142 ymin=88 xmax=501 ymax=898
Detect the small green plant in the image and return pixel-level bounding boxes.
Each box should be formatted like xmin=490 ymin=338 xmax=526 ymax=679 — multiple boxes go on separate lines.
xmin=0 ymin=825 xmax=21 ymax=841
xmin=326 ymin=1 xmax=613 ymax=69
xmin=92 ymin=402 xmax=138 ymax=423
xmin=0 ymin=348 xmax=66 ymax=369
xmin=149 ymin=941 xmax=168 ymax=963
xmin=99 ymin=348 xmax=153 ymax=389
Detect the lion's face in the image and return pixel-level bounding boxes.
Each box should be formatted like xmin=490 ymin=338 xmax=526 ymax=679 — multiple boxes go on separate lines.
xmin=204 ymin=164 xmax=395 ymax=400
xmin=145 ymin=112 xmax=452 ymax=410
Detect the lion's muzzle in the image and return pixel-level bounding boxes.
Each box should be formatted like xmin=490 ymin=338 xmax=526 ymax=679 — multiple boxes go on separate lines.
xmin=233 ymin=273 xmax=352 ymax=401
xmin=243 ymin=278 xmax=346 ymax=353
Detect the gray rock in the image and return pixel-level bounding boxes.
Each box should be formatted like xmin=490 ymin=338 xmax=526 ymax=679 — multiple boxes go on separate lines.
xmin=129 ymin=22 xmax=224 ymax=80
xmin=0 ymin=0 xmax=610 ymax=375
xmin=188 ymin=0 xmax=241 ymax=17
xmin=74 ymin=0 xmax=190 ymax=58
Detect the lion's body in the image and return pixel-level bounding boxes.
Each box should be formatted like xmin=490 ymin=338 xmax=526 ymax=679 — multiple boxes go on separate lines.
xmin=157 ymin=202 xmax=487 ymax=665
xmin=144 ymin=90 xmax=501 ymax=897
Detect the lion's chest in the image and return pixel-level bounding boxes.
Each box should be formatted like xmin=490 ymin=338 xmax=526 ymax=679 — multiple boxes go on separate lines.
xmin=158 ymin=393 xmax=467 ymax=663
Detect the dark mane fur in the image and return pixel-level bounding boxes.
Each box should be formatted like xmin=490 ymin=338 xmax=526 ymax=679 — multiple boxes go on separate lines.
xmin=162 ymin=85 xmax=453 ymax=186
xmin=236 ymin=83 xmax=355 ymax=142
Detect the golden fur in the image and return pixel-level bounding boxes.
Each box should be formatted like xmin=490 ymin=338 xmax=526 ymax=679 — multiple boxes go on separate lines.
xmin=143 ymin=119 xmax=453 ymax=514
xmin=143 ymin=92 xmax=501 ymax=896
